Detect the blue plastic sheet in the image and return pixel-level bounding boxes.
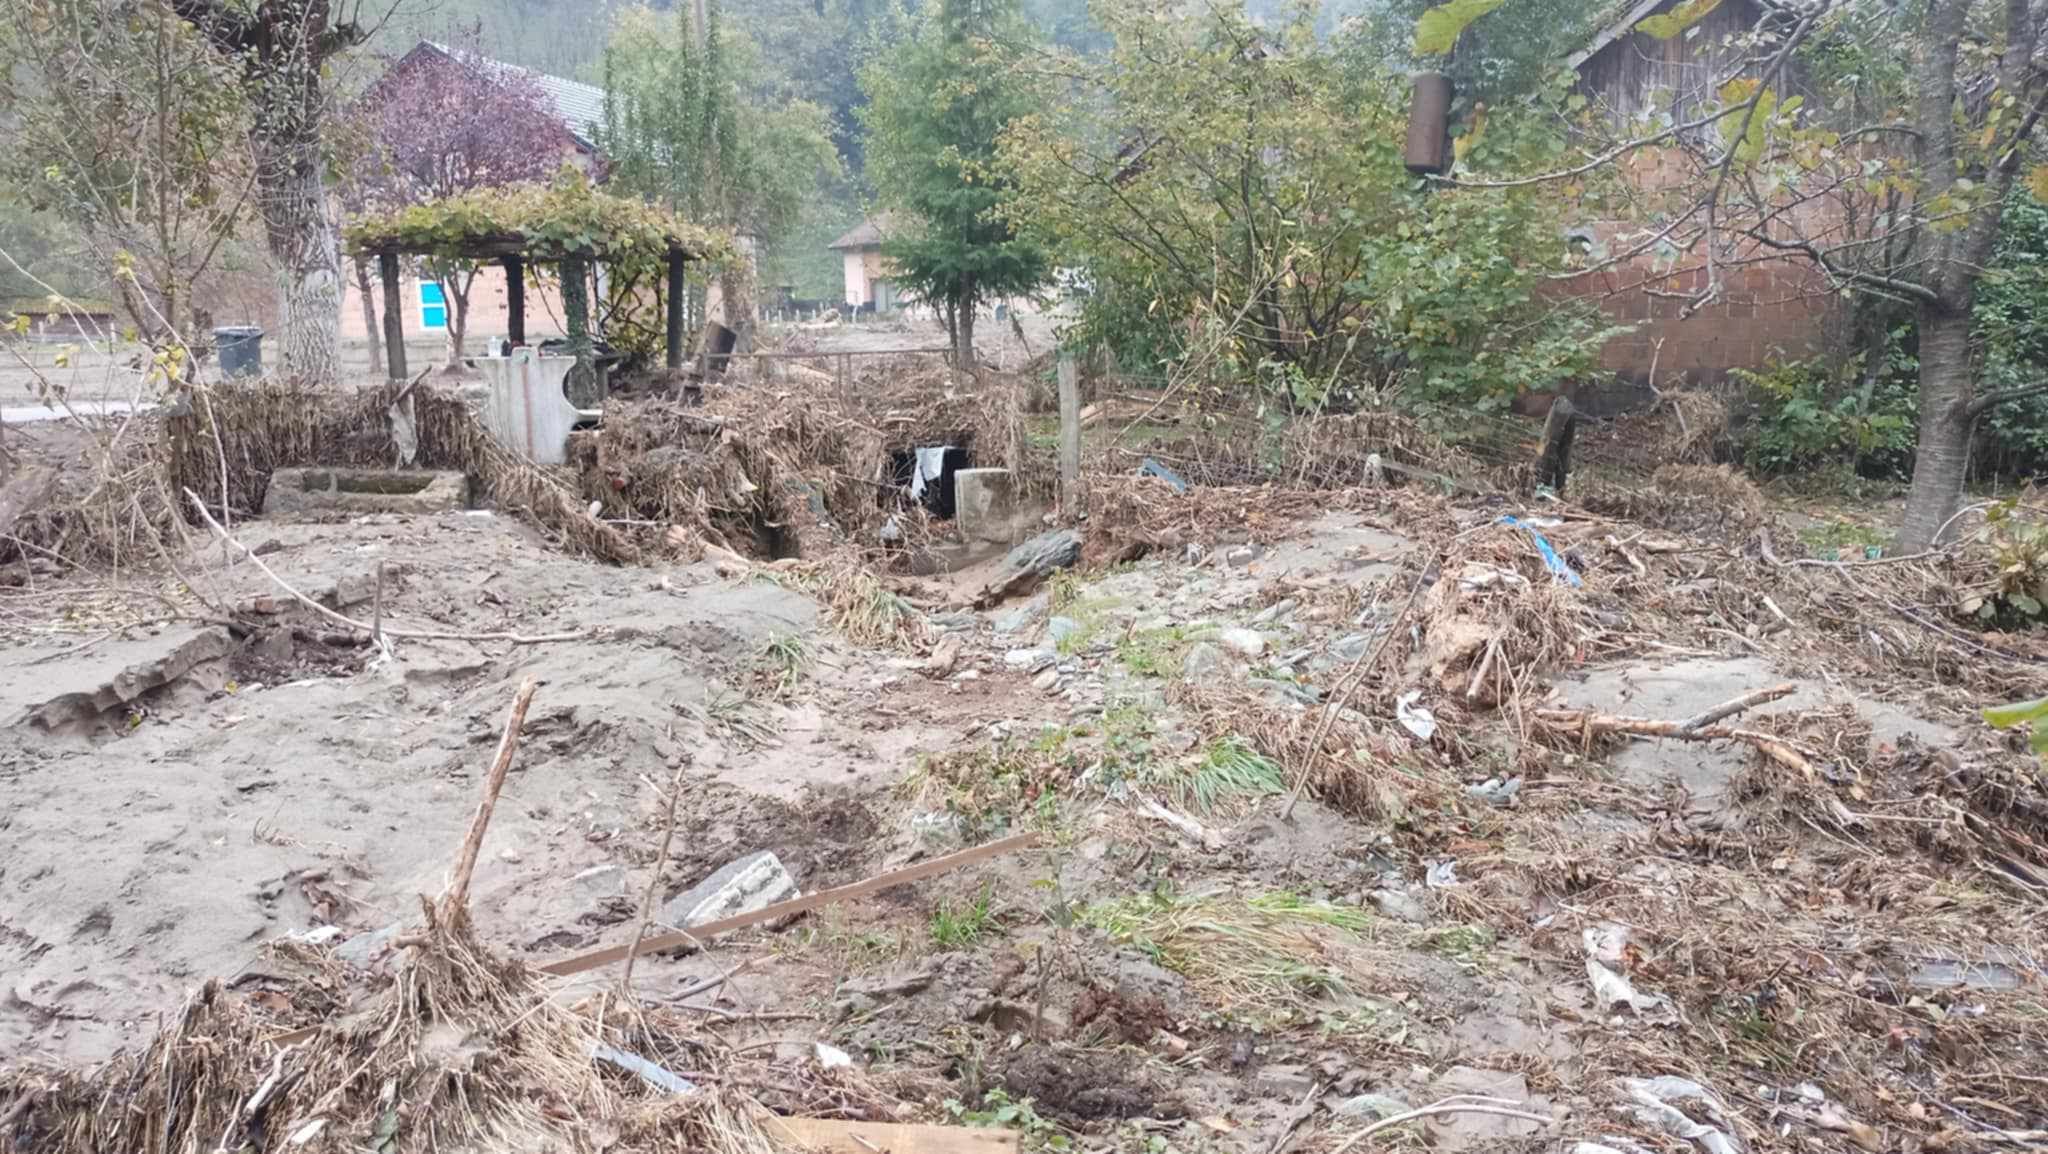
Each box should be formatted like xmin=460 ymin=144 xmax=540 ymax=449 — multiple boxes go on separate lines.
xmin=1138 ymin=457 xmax=1189 ymax=494
xmin=1498 ymin=515 xmax=1582 ymax=587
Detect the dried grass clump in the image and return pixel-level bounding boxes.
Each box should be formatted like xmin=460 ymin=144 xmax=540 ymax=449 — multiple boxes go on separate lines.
xmin=1574 ymin=462 xmax=1765 ymax=537
xmin=3 ymin=903 xmax=614 ymax=1152
xmin=151 ymin=376 xmax=635 ymax=565
xmin=779 ymin=554 xmax=933 ymax=651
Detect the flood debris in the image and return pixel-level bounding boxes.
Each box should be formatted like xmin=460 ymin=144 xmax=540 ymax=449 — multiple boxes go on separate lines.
xmin=8 ymin=344 xmax=2048 ymax=1154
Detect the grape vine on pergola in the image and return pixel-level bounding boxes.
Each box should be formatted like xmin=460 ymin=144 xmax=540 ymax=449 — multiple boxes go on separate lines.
xmin=346 ymin=175 xmax=726 ymax=398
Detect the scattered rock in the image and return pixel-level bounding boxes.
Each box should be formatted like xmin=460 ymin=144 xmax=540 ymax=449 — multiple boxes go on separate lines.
xmin=978 ymin=528 xmax=1082 ymax=605
xmin=972 ymin=999 xmax=1072 ymax=1039
xmin=1370 ymin=889 xmax=1428 ymax=924
xmin=1218 ymin=628 xmax=1266 ymax=658
xmin=1181 ymin=642 xmax=1227 ymax=683
xmin=1225 ymin=546 xmax=1257 ymax=567
xmin=335 ymin=922 xmax=404 ymax=968
xmin=660 ymin=851 xmax=799 ymax=932
xmin=1253 ymin=1063 xmax=1316 ymax=1100
xmin=1252 ymin=599 xmax=1298 ymax=625
xmin=1005 ymin=647 xmax=1054 ymax=670
xmin=1047 ymin=616 xmax=1081 ymax=644
xmin=923 ymin=635 xmax=962 ymax=679
xmin=1032 ymin=668 xmax=1061 ymax=693
xmin=1334 ymin=1092 xmax=1413 ymax=1120
xmin=993 ymin=591 xmax=1051 ymax=635
xmin=1465 ymin=777 xmax=1523 ymax=806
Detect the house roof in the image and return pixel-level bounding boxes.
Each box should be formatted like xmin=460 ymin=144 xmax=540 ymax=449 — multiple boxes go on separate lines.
xmin=1567 ymin=0 xmax=1780 ymax=70
xmin=418 ymin=41 xmax=607 ymax=151
xmin=829 ymin=215 xmax=893 ymax=250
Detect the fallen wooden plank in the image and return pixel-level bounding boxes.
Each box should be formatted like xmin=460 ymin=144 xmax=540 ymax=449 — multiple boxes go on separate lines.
xmin=537 ymin=831 xmax=1039 ymax=977
xmin=765 ymin=1117 xmax=1021 ymax=1154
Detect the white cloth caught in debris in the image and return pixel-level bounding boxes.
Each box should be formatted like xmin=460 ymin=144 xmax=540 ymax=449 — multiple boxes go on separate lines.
xmin=909 ymin=446 xmax=954 ymax=499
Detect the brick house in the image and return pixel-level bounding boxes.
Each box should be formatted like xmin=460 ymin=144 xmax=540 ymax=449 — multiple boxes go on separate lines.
xmin=1560 ymin=0 xmax=1840 ymax=389
xmin=338 ymin=41 xmax=606 ymax=353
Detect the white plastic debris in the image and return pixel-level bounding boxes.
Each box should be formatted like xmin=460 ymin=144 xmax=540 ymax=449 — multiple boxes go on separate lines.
xmin=1626 ymin=1076 xmax=1741 ymax=1154
xmin=1425 ymin=860 xmax=1461 ymax=888
xmin=1396 ymin=690 xmax=1438 ymax=740
xmin=1581 ymin=922 xmax=1632 ymax=966
xmin=1587 ymin=959 xmax=1671 ymax=1016
xmin=814 ymin=1042 xmax=854 ymax=1069
xmin=594 ymin=1043 xmax=697 ymax=1095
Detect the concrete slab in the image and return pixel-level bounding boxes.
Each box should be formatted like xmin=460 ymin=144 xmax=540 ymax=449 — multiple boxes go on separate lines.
xmin=264 ymin=468 xmax=469 ymax=516
xmin=0 ymin=624 xmax=232 ymax=730
xmin=1557 ymin=656 xmax=1956 ymax=805
xmin=955 ymin=467 xmax=1043 ymax=545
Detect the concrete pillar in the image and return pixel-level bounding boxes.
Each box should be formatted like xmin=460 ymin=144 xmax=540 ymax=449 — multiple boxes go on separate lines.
xmin=1058 ymin=353 xmax=1084 ymax=516
xmin=503 ymin=256 xmax=525 ymax=346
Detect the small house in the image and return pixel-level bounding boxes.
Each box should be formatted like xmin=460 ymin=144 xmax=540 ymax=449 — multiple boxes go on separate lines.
xmin=338 ymin=41 xmax=609 ymax=352
xmin=829 ymin=215 xmax=902 ymax=312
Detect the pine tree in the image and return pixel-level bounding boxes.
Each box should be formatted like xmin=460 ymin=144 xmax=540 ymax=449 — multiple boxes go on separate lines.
xmin=860 ymin=0 xmax=1048 ymax=366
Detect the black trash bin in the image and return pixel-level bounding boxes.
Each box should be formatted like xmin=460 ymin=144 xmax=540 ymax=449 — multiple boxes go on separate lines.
xmin=214 ymin=326 xmax=264 ymax=379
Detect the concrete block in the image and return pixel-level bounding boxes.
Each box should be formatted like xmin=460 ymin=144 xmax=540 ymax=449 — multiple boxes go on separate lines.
xmin=661 ymin=850 xmax=800 ymax=932
xmin=264 ymin=468 xmax=468 ymax=516
xmin=955 ymin=467 xmax=1041 ymax=545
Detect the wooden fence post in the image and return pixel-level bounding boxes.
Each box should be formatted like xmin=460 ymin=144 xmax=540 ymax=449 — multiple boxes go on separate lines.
xmin=1058 ymin=353 xmax=1084 ymax=516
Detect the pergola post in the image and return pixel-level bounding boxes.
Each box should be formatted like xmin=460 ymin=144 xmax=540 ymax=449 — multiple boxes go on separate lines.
xmin=560 ymin=253 xmax=598 ymax=407
xmin=665 ymin=249 xmax=686 ymax=370
xmin=378 ymin=251 xmax=407 ymax=383
xmin=502 ymin=256 xmax=525 ymax=347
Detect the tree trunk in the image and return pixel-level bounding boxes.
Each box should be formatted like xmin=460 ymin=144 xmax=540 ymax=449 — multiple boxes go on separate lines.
xmin=444 ymin=266 xmax=475 ymax=367
xmin=353 ymin=255 xmax=383 ymax=378
xmin=956 ymin=282 xmax=977 ymax=368
xmin=262 ymin=147 xmax=342 ymax=383
xmin=1898 ymin=305 xmax=1975 ymax=549
xmin=720 ymin=236 xmax=756 ymax=355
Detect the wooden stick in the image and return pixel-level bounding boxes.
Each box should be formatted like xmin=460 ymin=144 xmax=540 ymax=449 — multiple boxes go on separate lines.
xmin=1677 ymin=682 xmax=1795 ymax=731
xmin=1535 ymin=707 xmax=1816 ymax=776
xmin=674 ymin=958 xmax=752 ymax=1003
xmin=442 ymin=676 xmax=537 ymax=917
xmin=621 ymin=763 xmax=688 ymax=994
xmin=182 ymin=489 xmax=582 ymax=645
xmin=537 ymin=831 xmax=1038 ymax=977
xmin=1326 ymin=1097 xmax=1552 ymax=1154
xmin=1465 ymin=638 xmax=1500 ymax=701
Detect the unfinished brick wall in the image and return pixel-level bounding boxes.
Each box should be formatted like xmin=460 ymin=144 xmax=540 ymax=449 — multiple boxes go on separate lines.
xmin=1569 ymin=245 xmax=1838 ymax=388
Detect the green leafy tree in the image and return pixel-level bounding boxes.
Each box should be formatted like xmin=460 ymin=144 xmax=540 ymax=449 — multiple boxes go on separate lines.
xmin=1411 ymin=0 xmax=2048 ymax=549
xmin=0 ymin=0 xmax=250 ymax=344
xmin=861 ymin=0 xmax=1051 ymax=365
xmin=169 ymin=0 xmax=376 ymax=384
xmin=1001 ymin=0 xmax=1614 ymax=404
xmin=600 ymin=2 xmax=842 ymax=346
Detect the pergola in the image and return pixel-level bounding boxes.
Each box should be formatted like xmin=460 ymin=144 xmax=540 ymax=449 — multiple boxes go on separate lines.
xmin=346 ymin=175 xmax=724 ymax=401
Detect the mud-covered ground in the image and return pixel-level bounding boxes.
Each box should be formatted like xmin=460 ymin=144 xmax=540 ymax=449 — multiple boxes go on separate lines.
xmin=3 ymin=465 xmax=2045 ymax=1153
